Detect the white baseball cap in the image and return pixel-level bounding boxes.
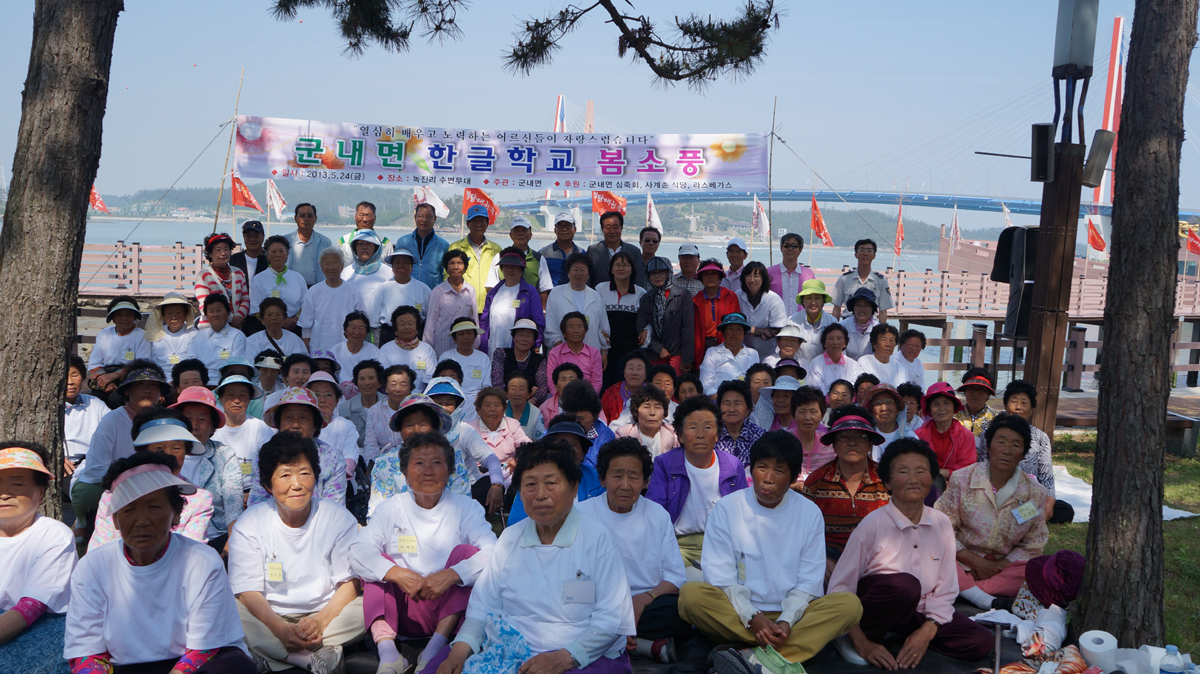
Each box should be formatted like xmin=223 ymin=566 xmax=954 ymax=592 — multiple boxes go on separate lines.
xmin=678 ymin=243 xmax=700 ymax=257
xmin=510 ymin=216 xmax=532 ymax=230
xmin=727 ymin=237 xmax=747 ymax=252
xmin=555 ymin=211 xmax=575 ymax=225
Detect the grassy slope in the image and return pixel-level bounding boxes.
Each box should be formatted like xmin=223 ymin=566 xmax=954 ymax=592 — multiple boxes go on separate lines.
xmin=1047 ymin=433 xmax=1200 ymax=653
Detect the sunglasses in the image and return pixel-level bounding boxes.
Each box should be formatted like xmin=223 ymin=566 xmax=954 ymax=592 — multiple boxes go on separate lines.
xmin=781 ymin=243 xmax=800 ymax=250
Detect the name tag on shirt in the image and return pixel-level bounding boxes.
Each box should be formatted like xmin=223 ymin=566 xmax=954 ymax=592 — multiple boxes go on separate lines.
xmin=470 ymin=369 xmax=483 ymax=380
xmin=266 ymin=562 xmax=284 ymax=582
xmin=416 ymin=361 xmax=427 ymax=370
xmin=123 ymin=350 xmax=135 ymax=361
xmin=220 ymin=350 xmax=231 ymax=360
xmin=563 ymin=580 xmax=595 ymax=604
xmin=1012 ymin=501 xmax=1038 ymax=525
xmin=168 ymin=355 xmax=181 ymax=365
xmin=391 ymin=534 xmax=419 ymax=555
xmin=415 ymin=303 xmax=423 ymax=312
xmin=511 ymin=299 xmax=522 ymax=308
xmin=270 ymin=290 xmax=281 ymax=298
xmin=240 ymin=461 xmax=252 ymax=476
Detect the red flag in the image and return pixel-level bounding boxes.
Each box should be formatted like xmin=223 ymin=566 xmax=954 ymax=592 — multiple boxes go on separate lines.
xmin=894 ymin=204 xmax=905 ymax=255
xmin=1187 ymin=229 xmax=1200 ymax=256
xmin=811 ymin=195 xmax=834 ymax=247
xmin=88 ymin=185 xmax=109 ymax=213
xmin=231 ymin=176 xmax=263 ymax=212
xmin=591 ymin=191 xmax=627 ymax=216
xmin=1086 ymin=216 xmax=1107 ymax=253
xmin=463 ymin=188 xmax=499 ymax=225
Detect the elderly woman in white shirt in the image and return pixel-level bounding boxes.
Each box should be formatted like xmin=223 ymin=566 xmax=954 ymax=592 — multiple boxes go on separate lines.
xmin=735 ymin=261 xmax=789 ymax=360
xmin=64 ymin=451 xmax=255 ymax=674
xmin=839 ymin=288 xmax=880 ymax=361
xmin=145 ymin=292 xmax=216 ymax=380
xmin=351 ymin=431 xmax=497 ymax=674
xmin=578 ymin=438 xmax=689 ymax=664
xmin=614 ymin=385 xmax=677 ymax=457
xmin=229 ymin=432 xmax=365 ymax=674
xmin=856 ymin=323 xmax=907 ymax=388
xmin=699 ymin=312 xmax=761 ymax=397
xmin=806 ymin=323 xmax=861 ymax=394
xmin=544 ymin=252 xmax=611 ymax=358
xmin=250 ymin=235 xmax=308 ymax=328
xmin=430 ymin=438 xmax=636 ymax=674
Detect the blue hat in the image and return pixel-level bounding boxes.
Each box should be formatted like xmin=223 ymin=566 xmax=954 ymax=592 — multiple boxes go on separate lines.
xmin=546 ymin=419 xmax=593 ymax=450
xmin=466 ymin=205 xmax=489 ymax=221
xmin=717 ymin=312 xmax=750 ymax=331
xmin=215 ymin=375 xmax=264 ymax=400
xmin=383 ymin=247 xmax=416 ymax=266
xmin=425 ymin=379 xmax=465 ymax=401
xmin=845 ymin=287 xmax=878 ymax=313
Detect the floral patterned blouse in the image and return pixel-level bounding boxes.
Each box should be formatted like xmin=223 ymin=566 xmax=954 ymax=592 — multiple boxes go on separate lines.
xmin=247 ymin=437 xmax=347 ymax=507
xmin=366 ymin=444 xmax=472 ymax=521
xmin=934 ymin=461 xmax=1049 ymax=563
xmin=87 ymin=487 xmax=214 ymax=552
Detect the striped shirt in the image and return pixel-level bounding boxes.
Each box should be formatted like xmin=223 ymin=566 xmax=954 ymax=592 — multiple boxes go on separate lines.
xmin=194 ymin=265 xmax=250 ymax=327
xmin=801 ymin=459 xmax=890 ymax=552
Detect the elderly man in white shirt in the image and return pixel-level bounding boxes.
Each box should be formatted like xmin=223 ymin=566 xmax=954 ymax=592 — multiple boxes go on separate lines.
xmin=699 ymin=313 xmax=761 ymax=397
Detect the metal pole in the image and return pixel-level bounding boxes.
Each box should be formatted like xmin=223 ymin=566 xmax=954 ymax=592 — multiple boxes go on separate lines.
xmin=212 ymin=67 xmax=245 ymax=234
xmin=768 ymin=95 xmax=776 ymax=266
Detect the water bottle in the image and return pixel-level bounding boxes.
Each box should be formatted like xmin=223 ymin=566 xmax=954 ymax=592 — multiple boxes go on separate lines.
xmin=1160 ymin=645 xmax=1185 ymax=674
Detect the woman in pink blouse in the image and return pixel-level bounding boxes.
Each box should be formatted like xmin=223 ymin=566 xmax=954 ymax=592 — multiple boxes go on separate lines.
xmin=828 ymin=438 xmax=992 ymax=668
xmin=466 ymin=387 xmax=530 ymax=489
xmin=423 ymin=249 xmax=478 ymax=357
xmin=195 ymin=232 xmax=249 ymax=330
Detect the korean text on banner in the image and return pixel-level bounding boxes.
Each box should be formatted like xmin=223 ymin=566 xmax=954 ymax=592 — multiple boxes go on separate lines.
xmin=234 ymin=116 xmax=769 ymax=192
xmin=592 ymin=191 xmax=627 ymax=216
xmin=232 ymin=176 xmax=264 ymax=212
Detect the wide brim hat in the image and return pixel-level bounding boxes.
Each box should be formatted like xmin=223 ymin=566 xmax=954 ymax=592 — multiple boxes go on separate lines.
xmin=215 ymin=375 xmax=263 ymax=400
xmin=389 ymin=393 xmax=454 ymax=433
xmin=820 ymin=414 xmax=886 ymax=446
xmin=865 ymin=382 xmax=905 ymax=407
xmin=263 ymin=387 xmax=328 ymax=429
xmin=697 ymin=263 xmax=726 ymax=279
xmin=546 ymin=419 xmax=593 ymax=450
xmin=646 ymin=256 xmax=673 ymax=274
xmin=761 ymin=375 xmax=802 ymax=393
xmin=219 ymin=356 xmax=255 ymax=374
xmin=510 ymin=318 xmax=539 ymax=334
xmin=110 ymin=463 xmax=197 ymax=513
xmin=957 ymin=375 xmax=996 ymax=395
xmin=254 ymin=353 xmax=283 ymax=371
xmin=1026 ymin=550 xmax=1086 ymax=608
xmin=772 ymin=358 xmax=808 ymax=381
xmin=144 ymin=292 xmax=198 ymax=342
xmin=309 ymin=349 xmax=342 ymax=375
xmin=117 ymin=364 xmax=172 ymax=398
xmin=497 ymin=251 xmax=527 ymax=268
xmin=921 ymin=381 xmax=964 ymax=415
xmin=774 ymin=324 xmax=806 ymax=342
xmin=844 ymin=287 xmax=878 ymax=313
xmin=133 ymin=417 xmax=199 ymax=447
xmin=350 ymin=228 xmax=383 ymax=248
xmin=717 ymin=312 xmax=750 ymax=331
xmin=383 ymin=248 xmax=416 ymax=266
xmin=105 ymin=300 xmax=141 ymax=322
xmin=0 ymin=446 xmax=53 ymax=478
xmin=797 ymin=279 xmax=833 ymax=305
xmin=450 ymin=319 xmax=481 ymax=335
xmin=168 ymin=386 xmax=226 ymax=429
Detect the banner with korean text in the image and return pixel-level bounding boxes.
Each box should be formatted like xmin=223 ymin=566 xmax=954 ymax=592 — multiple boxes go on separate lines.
xmin=234 ymin=115 xmax=769 ymax=192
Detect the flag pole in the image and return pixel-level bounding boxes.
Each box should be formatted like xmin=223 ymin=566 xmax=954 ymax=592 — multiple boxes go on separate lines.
xmin=213 ymin=67 xmax=245 ymax=234
xmin=808 ymin=174 xmax=814 ymax=268
xmin=767 ymin=95 xmax=777 ymax=267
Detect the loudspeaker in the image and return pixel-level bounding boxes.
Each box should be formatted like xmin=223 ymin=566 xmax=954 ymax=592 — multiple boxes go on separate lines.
xmin=991 ymin=226 xmax=1039 ymax=339
xmin=1082 ymin=129 xmax=1116 ymax=188
xmin=1031 ymin=124 xmax=1056 ymax=182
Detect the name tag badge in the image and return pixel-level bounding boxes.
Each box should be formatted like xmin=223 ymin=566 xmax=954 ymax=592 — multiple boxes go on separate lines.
xmin=220 ymin=350 xmax=231 ymax=360
xmin=266 ymin=562 xmax=284 ymax=582
xmin=1013 ymin=501 xmax=1038 ymax=525
xmin=415 ymin=303 xmax=423 ymax=313
xmin=395 ymin=535 xmax=419 ymax=554
xmin=470 ymin=369 xmax=483 ymax=380
xmin=511 ymin=299 xmax=522 ymax=308
xmin=240 ymin=461 xmax=253 ymax=476
xmin=563 ymin=580 xmax=596 ymax=604
xmin=416 ymin=361 xmax=426 ymax=370
xmin=123 ymin=350 xmax=135 ymax=361
xmin=168 ymin=354 xmax=181 ymax=365
xmin=270 ymin=290 xmax=281 ymax=298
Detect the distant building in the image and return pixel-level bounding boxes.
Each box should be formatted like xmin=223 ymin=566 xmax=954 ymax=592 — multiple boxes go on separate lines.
xmin=170 ymin=207 xmax=193 ymax=219
xmin=338 ymin=204 xmax=353 ymax=218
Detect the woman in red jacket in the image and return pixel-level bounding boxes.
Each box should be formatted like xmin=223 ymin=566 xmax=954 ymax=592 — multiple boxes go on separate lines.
xmin=914 ymin=382 xmax=977 ymax=482
xmin=601 ymin=351 xmax=652 ymax=423
xmin=692 ymin=259 xmax=741 ymax=365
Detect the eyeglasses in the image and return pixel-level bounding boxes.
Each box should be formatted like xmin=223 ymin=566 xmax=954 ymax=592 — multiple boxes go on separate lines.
xmin=837 ymin=432 xmax=871 ymax=444
xmin=554 ymin=223 xmax=574 ymax=230
xmin=781 ymin=243 xmax=800 ymax=250
xmin=311 ymin=391 xmax=337 ymax=400
xmin=642 ymin=238 xmax=660 ymax=245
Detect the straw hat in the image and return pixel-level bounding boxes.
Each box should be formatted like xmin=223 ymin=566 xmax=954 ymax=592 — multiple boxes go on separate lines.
xmin=144 ymin=292 xmax=198 ymax=342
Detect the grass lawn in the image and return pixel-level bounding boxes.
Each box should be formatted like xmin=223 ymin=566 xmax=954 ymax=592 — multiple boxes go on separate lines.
xmin=1048 ymin=432 xmax=1200 ymax=653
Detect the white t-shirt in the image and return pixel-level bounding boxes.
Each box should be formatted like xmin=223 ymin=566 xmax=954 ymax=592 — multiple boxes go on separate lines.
xmin=485 ymin=283 xmax=522 ymax=357
xmin=88 ymin=326 xmax=153 ymax=371
xmin=245 ymin=329 xmax=309 ymax=358
xmin=577 ymin=497 xmax=686 ymax=595
xmin=856 ymin=353 xmax=907 ymax=388
xmin=378 ymin=341 xmax=438 ymax=389
xmin=373 ymin=278 xmax=433 ymax=327
xmin=323 ymin=414 xmax=362 ymax=465
xmin=250 ymin=267 xmax=307 ymax=316
xmin=350 ymin=489 xmax=497 ymax=584
xmin=227 ymin=498 xmax=359 ymax=615
xmin=675 ymin=455 xmax=721 ymax=536
xmin=199 ymin=326 xmax=248 ymax=382
xmin=439 ymin=348 xmax=491 ymax=397
xmin=74 ymin=407 xmax=135 ymax=485
xmin=64 ymin=534 xmax=246 ymax=663
xmin=902 ymin=355 xmax=925 ymax=387
xmin=572 ymin=289 xmax=587 ymax=314
xmin=0 ymin=515 xmax=76 ymax=613
xmin=151 ymin=326 xmax=216 ymax=380
xmin=872 ymin=424 xmax=918 ymax=462
xmin=64 ymin=394 xmax=108 ymax=460
xmin=212 ymin=418 xmax=275 ymax=491
xmin=298 ymin=282 xmax=367 ymax=353
xmin=331 ymin=340 xmax=382 ymax=384
xmin=341 ymin=265 xmax=394 ymax=312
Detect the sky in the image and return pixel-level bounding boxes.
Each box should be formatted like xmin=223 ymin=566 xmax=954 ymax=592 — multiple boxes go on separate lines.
xmin=0 ymin=0 xmax=1197 ymax=234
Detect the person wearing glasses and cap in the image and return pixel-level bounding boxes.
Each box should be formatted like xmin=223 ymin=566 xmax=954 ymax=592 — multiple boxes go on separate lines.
xmin=448 ymin=205 xmax=503 ymax=314
xmin=487 ymin=216 xmax=553 ymax=306
xmin=231 ymin=219 xmax=269 ymax=282
xmin=196 ymin=232 xmax=250 ymax=331
xmin=768 ymin=233 xmax=817 ymax=316
xmin=587 ymin=210 xmax=646 ymax=289
xmin=692 ymin=260 xmax=742 ymax=366
xmin=480 ymin=247 xmax=546 ymax=358
xmin=698 ymin=313 xmax=760 ymax=397
xmin=538 ymin=211 xmax=585 ymax=286
xmin=87 ymin=296 xmax=154 ymax=405
xmin=0 ymin=443 xmax=77 ymax=665
xmin=374 ymin=247 xmax=433 ymax=344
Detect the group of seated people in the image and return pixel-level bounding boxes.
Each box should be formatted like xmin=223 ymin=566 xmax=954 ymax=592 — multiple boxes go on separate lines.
xmin=5 ymin=329 xmax=1069 ymax=674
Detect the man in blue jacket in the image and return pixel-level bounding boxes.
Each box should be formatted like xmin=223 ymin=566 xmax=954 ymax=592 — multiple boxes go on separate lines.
xmin=395 ymin=202 xmax=449 ymax=290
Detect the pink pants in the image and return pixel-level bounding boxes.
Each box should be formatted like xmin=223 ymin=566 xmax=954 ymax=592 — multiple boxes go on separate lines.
xmin=652 ymin=356 xmax=682 ymax=376
xmin=365 ymin=544 xmax=479 ymax=641
xmin=956 ymin=559 xmax=1027 ymax=597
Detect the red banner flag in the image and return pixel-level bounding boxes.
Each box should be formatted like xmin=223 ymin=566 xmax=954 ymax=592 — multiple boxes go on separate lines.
xmin=811 ymin=195 xmax=834 ymax=247
xmin=231 ymin=176 xmax=263 ymax=212
xmin=1188 ymin=229 xmax=1200 ymax=256
xmin=463 ymin=188 xmax=499 ymax=225
xmin=89 ymin=185 xmax=109 ymax=213
xmin=894 ymin=204 xmax=905 ymax=255
xmin=1086 ymin=216 xmax=1107 ymax=253
xmin=591 ymin=191 xmax=627 ymax=216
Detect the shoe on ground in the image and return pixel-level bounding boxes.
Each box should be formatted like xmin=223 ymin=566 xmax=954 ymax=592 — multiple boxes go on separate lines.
xmin=991 ymin=596 xmax=1015 ymax=612
xmin=711 ymin=647 xmax=760 ymax=674
xmin=252 ymin=652 xmax=272 ymax=674
xmin=309 ymin=644 xmax=344 ymax=674
xmin=834 ymin=635 xmax=868 ymax=666
xmin=376 ymin=655 xmax=409 ymax=674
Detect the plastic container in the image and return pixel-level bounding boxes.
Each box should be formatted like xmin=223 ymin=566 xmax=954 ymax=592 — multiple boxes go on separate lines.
xmin=1161 ymin=646 xmax=1185 ymax=674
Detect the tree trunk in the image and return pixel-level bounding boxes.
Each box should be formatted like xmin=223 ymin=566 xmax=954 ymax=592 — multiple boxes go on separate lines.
xmin=0 ymin=0 xmax=123 ymax=518
xmin=1081 ymin=0 xmax=1198 ymax=646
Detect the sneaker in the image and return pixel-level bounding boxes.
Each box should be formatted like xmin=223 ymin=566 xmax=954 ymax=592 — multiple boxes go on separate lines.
xmin=991 ymin=596 xmax=1015 ymax=612
xmin=252 ymin=652 xmax=272 ymax=674
xmin=376 ymin=656 xmax=410 ymax=674
xmin=834 ymin=635 xmax=868 ymax=666
xmin=309 ymin=644 xmax=344 ymax=674
xmin=651 ymin=638 xmax=678 ymax=664
xmin=711 ymin=647 xmax=760 ymax=674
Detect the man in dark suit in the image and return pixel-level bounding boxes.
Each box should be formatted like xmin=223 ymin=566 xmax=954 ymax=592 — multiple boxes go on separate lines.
xmin=586 ymin=210 xmax=645 ymax=288
xmin=230 ymin=219 xmax=269 ymax=280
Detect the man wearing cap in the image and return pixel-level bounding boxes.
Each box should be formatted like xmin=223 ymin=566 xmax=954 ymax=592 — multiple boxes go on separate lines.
xmin=692 ymin=260 xmax=742 ymax=365
xmin=587 ymin=210 xmax=646 ymax=288
xmin=286 ymin=202 xmax=338 ymax=287
xmin=231 ymin=219 xmax=269 ymax=280
xmin=486 ymin=216 xmax=553 ymax=307
xmin=673 ymin=244 xmax=704 ymax=297
xmin=448 ymin=205 xmax=503 ymax=313
xmin=637 ymin=226 xmax=663 ymax=289
xmin=539 ymin=210 xmax=585 ymax=286
xmin=480 ymin=247 xmax=546 ymax=357
xmin=953 ymin=367 xmax=1000 ymax=443
xmin=397 ymin=202 xmax=450 ymax=291
xmin=788 ymin=279 xmax=837 ymax=364
xmin=337 ymin=200 xmax=394 ymax=265
xmin=768 ymin=233 xmax=817 ymax=316
xmin=722 ymin=238 xmax=748 ymax=292
xmin=373 ymin=247 xmax=433 ymax=339
xmin=832 ymin=239 xmax=894 ymax=323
